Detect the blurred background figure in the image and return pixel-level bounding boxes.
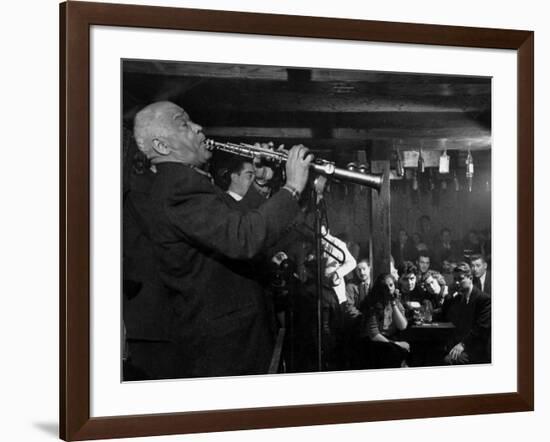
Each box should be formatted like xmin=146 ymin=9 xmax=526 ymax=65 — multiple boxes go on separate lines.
xmin=392 ymin=228 xmax=416 ymax=268
xmin=463 ymin=229 xmax=483 ymax=261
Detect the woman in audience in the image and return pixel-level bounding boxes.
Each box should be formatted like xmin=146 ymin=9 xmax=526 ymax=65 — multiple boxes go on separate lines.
xmin=361 ymin=273 xmax=410 ymax=368
xmin=420 ymin=270 xmax=448 ymax=320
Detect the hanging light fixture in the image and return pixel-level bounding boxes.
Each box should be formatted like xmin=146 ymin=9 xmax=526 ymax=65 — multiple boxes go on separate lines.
xmin=439 ymin=138 xmax=450 ymax=174
xmin=394 ymin=140 xmax=404 ymax=177
xmin=465 ymin=148 xmax=474 ymax=192
xmin=418 ymin=142 xmax=425 ymax=174
xmin=412 ymin=169 xmax=419 ymax=191
xmin=439 ymin=150 xmax=450 ymax=174
xmin=454 ymin=170 xmax=460 ymax=191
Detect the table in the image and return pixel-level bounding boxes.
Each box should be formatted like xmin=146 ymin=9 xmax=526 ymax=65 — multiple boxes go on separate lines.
xmin=400 ymin=322 xmax=456 ymax=367
xmin=401 ymin=322 xmax=455 ymax=342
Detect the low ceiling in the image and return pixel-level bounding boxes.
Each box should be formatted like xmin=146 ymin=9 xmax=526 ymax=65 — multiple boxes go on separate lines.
xmin=123 ymin=60 xmax=491 ymax=167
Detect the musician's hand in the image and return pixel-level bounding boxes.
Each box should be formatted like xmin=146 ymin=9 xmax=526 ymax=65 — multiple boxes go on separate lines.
xmin=285 ymin=144 xmax=313 ymax=193
xmin=276 ymin=144 xmax=289 ymax=154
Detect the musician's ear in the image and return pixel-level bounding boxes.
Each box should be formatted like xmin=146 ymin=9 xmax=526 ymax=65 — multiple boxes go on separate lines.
xmin=152 ymin=138 xmax=170 ymax=156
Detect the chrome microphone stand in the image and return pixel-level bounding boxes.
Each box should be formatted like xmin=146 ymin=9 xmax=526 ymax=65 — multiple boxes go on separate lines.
xmin=313 ymin=176 xmax=328 ymax=372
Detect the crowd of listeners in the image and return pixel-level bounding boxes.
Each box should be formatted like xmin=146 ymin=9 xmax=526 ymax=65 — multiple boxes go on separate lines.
xmin=304 ymin=223 xmax=492 ymax=371
xmin=278 ymin=219 xmax=492 ymax=372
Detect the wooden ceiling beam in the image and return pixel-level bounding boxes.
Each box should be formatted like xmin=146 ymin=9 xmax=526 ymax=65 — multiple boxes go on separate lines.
xmin=187 ymin=110 xmax=490 ymax=130
xmin=125 ymin=74 xmax=490 ymax=96
xmin=187 ymin=92 xmax=488 ymax=113
xmin=123 ymin=61 xmax=490 ymax=85
xmin=123 ymin=73 xmax=490 ymax=102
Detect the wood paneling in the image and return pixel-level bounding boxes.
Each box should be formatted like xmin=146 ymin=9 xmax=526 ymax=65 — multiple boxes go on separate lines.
xmin=371 ymin=161 xmax=392 ymax=276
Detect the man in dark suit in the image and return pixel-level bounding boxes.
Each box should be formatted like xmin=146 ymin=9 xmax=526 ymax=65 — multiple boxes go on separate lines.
xmin=444 ymin=262 xmax=491 ymax=364
xmin=126 ymin=101 xmax=313 ymax=380
xmin=345 ymin=258 xmax=371 ymax=319
xmin=470 ymin=253 xmax=491 ymax=296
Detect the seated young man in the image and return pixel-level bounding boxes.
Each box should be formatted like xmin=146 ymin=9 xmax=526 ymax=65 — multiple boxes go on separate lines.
xmin=443 ymin=262 xmax=491 ymax=365
xmin=416 ymin=251 xmax=432 ymax=280
xmin=345 ymin=258 xmax=371 ymax=319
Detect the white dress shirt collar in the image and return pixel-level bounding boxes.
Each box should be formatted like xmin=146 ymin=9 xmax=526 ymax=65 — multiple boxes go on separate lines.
xmin=227 ymin=190 xmax=243 ymax=201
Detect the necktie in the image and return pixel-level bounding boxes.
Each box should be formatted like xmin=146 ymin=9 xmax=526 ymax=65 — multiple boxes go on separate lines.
xmin=473 ymin=277 xmax=482 ymax=291
xmin=359 ymin=283 xmax=368 ymax=304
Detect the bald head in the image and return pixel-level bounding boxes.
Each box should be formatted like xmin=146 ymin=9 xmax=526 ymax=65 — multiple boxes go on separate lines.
xmin=133 ymin=101 xmax=170 ymax=155
xmin=133 ymin=101 xmax=209 ymax=166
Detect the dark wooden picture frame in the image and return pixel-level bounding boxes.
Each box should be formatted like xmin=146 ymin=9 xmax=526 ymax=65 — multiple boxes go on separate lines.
xmin=60 ymin=1 xmax=534 ymax=440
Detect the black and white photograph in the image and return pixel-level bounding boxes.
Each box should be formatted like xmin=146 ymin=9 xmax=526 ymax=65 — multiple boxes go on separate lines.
xmin=121 ymin=59 xmax=492 ymax=381
xmin=4 ymin=0 xmax=547 ymax=440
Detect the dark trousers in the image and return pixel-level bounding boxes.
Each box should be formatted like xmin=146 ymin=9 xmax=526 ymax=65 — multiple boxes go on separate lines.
xmin=125 ymin=340 xmax=189 ymax=381
xmin=353 ymin=338 xmax=408 ymax=369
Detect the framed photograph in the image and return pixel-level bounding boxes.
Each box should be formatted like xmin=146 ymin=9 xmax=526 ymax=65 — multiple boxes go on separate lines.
xmin=60 ymin=1 xmax=533 ymax=440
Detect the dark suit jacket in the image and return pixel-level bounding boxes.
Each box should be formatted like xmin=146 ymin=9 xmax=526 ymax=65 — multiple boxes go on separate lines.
xmin=474 ymin=270 xmax=491 ymax=296
xmin=145 ymin=162 xmax=300 ymax=378
xmin=446 ymin=286 xmax=491 ymax=363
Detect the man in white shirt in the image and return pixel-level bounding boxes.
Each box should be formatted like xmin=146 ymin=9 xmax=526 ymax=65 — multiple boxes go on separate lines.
xmin=470 ymin=254 xmax=491 ymax=295
xmin=224 ymin=159 xmax=256 ymax=202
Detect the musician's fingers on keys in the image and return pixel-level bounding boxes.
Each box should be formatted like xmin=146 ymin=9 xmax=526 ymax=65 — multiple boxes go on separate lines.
xmin=302 ymin=147 xmax=314 ymax=162
xmin=285 ymin=145 xmax=312 ymax=192
xmin=294 ymin=144 xmax=314 ymax=163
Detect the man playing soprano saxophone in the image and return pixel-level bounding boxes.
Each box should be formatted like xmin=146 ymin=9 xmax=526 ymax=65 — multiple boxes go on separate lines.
xmin=128 ymin=101 xmax=313 ymax=379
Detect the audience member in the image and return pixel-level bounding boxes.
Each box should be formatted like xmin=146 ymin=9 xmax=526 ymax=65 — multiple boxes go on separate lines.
xmin=398 ymin=261 xmax=425 ymax=306
xmin=420 ymin=270 xmax=448 ymax=320
xmin=470 ymin=254 xmax=491 ymax=295
xmin=391 ymin=228 xmax=416 ymax=267
xmin=417 ymin=251 xmax=432 ymax=279
xmin=361 ymin=273 xmax=410 ymax=368
xmin=463 ymin=229 xmax=483 ymax=260
xmin=443 ymin=262 xmax=491 ymax=365
xmin=433 ymin=227 xmax=461 ymax=268
xmin=345 ymin=259 xmax=371 ymax=319
xmin=215 ymin=156 xmax=256 ymax=209
xmin=411 ymin=232 xmax=423 ymax=254
xmin=441 ymin=259 xmax=457 ymax=289
xmin=418 ymin=215 xmax=435 ymax=251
